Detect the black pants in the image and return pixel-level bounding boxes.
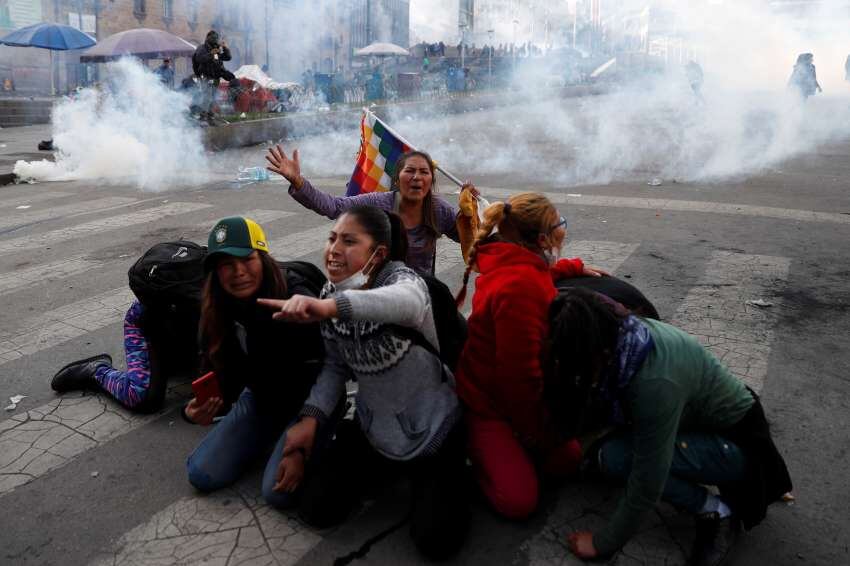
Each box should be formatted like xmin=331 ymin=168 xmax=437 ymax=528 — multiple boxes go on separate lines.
xmin=298 ymin=419 xmax=470 ymax=560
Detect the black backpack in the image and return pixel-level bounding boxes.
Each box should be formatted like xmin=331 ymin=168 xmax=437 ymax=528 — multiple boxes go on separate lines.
xmin=278 ymin=260 xmax=327 ymax=298
xmin=128 ymin=241 xmax=207 ymax=311
xmin=127 ymin=241 xmax=208 ymax=385
xmin=395 ymin=274 xmax=467 ymax=375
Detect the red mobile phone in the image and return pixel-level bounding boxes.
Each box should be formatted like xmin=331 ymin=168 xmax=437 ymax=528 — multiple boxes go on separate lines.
xmin=191 ymin=371 xmax=222 ymax=405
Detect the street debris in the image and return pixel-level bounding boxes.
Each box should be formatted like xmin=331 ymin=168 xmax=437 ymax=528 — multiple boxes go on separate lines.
xmin=567 ymin=193 xmax=582 ymax=197
xmin=90 ymin=471 xmax=99 ymax=478
xmin=782 ymin=492 xmax=796 ymax=504
xmin=746 ymin=299 xmax=774 ymax=308
xmin=5 ymin=394 xmax=27 ymax=411
xmin=647 ymin=177 xmax=663 ymax=186
xmin=15 ymin=205 xmax=30 ymax=209
xmin=237 ymin=166 xmax=270 ymax=182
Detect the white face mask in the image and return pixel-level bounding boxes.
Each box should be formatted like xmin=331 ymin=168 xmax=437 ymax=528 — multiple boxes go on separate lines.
xmin=330 ymin=248 xmax=380 ymax=292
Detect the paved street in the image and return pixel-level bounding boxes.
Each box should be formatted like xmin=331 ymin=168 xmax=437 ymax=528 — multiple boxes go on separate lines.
xmin=0 ymin=99 xmax=849 ymax=566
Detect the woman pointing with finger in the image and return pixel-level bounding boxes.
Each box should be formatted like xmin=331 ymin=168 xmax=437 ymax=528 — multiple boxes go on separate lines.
xmin=258 ymin=204 xmax=468 ymax=560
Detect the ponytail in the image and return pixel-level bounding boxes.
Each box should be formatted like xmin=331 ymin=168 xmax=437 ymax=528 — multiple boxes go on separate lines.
xmin=383 ymin=210 xmax=408 ymax=261
xmin=454 ymin=192 xmax=559 ymax=307
xmin=455 ymin=201 xmax=508 ymax=307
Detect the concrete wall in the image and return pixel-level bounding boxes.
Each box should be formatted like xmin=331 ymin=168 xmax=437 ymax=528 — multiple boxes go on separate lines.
xmin=0 ymin=97 xmax=52 ymax=127
xmin=201 ymin=83 xmax=608 ymax=150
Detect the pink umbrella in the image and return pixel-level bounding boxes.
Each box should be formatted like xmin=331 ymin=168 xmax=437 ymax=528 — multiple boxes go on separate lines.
xmin=80 ymin=28 xmax=195 ymax=62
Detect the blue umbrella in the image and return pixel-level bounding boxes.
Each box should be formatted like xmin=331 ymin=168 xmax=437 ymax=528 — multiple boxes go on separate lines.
xmin=0 ymin=22 xmax=96 ymax=93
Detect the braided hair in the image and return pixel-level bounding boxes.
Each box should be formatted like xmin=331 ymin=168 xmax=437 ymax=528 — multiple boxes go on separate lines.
xmin=455 ymin=192 xmax=560 ymax=307
xmin=543 ymin=287 xmax=625 ymax=438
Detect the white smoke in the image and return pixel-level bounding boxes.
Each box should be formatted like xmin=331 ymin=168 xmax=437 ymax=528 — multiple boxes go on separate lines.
xmin=279 ymin=0 xmax=850 ymax=189
xmin=14 ymin=58 xmax=209 ymax=190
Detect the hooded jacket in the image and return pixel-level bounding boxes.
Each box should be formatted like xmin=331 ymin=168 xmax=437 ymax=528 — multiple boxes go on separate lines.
xmin=456 ymin=241 xmax=584 ymax=459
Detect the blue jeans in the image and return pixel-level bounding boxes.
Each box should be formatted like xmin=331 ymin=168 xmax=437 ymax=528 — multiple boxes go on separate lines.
xmin=186 ymin=389 xmax=298 ymax=509
xmin=599 ymin=432 xmax=747 ymax=513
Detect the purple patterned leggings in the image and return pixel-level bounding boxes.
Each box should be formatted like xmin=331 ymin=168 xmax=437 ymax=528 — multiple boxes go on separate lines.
xmin=94 ymin=300 xmax=154 ymax=409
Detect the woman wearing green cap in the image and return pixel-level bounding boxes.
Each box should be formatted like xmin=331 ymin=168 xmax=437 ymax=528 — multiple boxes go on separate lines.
xmin=182 ymin=216 xmax=328 ymax=508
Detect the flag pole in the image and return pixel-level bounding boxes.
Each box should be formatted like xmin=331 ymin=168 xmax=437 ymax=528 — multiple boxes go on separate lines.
xmin=363 ymin=108 xmax=465 ymax=188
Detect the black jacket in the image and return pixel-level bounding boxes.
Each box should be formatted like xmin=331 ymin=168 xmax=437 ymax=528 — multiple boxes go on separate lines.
xmin=192 ymin=41 xmax=233 ymax=81
xmin=204 ymin=266 xmax=324 ymax=423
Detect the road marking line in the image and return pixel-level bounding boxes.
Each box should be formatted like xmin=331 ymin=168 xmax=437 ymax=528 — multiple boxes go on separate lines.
xmin=0 ymin=196 xmax=137 ymax=232
xmin=89 ymin=484 xmax=323 ymax=566
xmin=0 ymin=257 xmax=101 ymax=296
xmin=0 ymin=191 xmax=72 ymax=209
xmin=0 ymin=210 xmax=294 ymax=298
xmin=670 ymin=250 xmax=790 ymax=393
xmin=0 ymin=287 xmax=134 ymax=365
xmin=0 ymin=202 xmax=213 ymax=257
xmin=269 ymin=224 xmax=332 ymax=260
xmin=0 ymin=394 xmax=158 ymax=496
xmin=566 ymin=240 xmax=639 ymax=274
xmin=481 ymin=187 xmax=850 ymax=225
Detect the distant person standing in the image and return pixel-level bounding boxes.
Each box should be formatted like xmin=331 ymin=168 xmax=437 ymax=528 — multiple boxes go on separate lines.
xmin=787 ymin=53 xmax=822 ymax=101
xmin=192 ymin=30 xmax=237 ymax=119
xmin=192 ymin=30 xmax=235 ymax=83
xmin=685 ymin=60 xmax=704 ymax=102
xmin=154 ymin=58 xmax=175 ymax=88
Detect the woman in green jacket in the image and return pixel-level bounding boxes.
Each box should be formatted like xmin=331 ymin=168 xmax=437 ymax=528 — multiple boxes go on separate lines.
xmin=544 ymin=288 xmax=792 ymax=566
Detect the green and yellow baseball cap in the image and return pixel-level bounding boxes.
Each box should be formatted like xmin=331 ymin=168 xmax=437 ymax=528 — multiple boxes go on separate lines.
xmin=205 ymin=216 xmax=270 ymax=270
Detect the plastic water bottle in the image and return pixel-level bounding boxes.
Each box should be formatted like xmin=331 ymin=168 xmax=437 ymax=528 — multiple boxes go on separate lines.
xmin=237 ymin=166 xmax=270 ymax=182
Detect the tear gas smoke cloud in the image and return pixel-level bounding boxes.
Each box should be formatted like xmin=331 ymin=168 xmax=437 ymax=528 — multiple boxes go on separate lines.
xmin=14 ymin=59 xmax=208 ymax=190
xmin=283 ymin=0 xmax=850 ymax=189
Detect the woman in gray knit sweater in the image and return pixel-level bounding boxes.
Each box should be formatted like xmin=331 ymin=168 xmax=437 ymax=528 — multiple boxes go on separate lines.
xmin=259 ymin=205 xmax=468 ymax=559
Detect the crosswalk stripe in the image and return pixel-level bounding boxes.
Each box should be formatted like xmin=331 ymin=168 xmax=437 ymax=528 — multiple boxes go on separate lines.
xmin=0 ymin=191 xmax=72 ymax=210
xmin=670 ymin=251 xmax=790 ymax=393
xmin=0 ymin=202 xmax=213 ymax=257
xmin=564 ymin=240 xmax=639 ymax=274
xmin=0 ymin=196 xmax=137 ymax=232
xmin=88 ymin=485 xmax=322 ymax=566
xmin=0 ymin=257 xmax=101 ymax=296
xmin=0 ymin=394 xmax=158 ymax=496
xmin=270 ymin=224 xmax=332 ymax=260
xmin=481 ymin=187 xmax=850 ymax=225
xmin=0 ymin=210 xmax=294 ymax=297
xmin=0 ymin=287 xmax=134 ymax=365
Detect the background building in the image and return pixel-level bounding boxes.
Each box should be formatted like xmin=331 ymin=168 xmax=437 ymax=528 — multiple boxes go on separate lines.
xmin=0 ymin=0 xmax=410 ymax=94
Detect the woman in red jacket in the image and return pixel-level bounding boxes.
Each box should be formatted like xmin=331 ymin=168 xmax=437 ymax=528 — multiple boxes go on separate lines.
xmin=455 ymin=192 xmax=603 ymax=519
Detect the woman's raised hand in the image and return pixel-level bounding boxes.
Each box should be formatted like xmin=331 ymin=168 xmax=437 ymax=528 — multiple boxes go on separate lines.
xmin=266 ymin=145 xmax=304 ymax=189
xmin=258 ymin=296 xmax=338 ymax=323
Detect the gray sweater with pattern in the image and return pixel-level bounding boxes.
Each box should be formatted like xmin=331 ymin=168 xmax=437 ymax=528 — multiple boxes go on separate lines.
xmin=300 ymin=261 xmax=461 ymax=460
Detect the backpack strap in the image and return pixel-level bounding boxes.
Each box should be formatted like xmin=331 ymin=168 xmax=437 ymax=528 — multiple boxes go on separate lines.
xmin=391 ymin=324 xmax=448 ymax=383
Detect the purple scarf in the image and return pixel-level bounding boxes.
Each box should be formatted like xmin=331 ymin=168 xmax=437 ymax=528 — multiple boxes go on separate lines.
xmin=598 ymin=315 xmax=654 ymax=425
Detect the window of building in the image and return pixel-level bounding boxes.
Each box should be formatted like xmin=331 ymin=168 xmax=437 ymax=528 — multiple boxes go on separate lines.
xmin=133 ymin=0 xmax=146 ymax=16
xmin=163 ymin=0 xmax=173 ymax=20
